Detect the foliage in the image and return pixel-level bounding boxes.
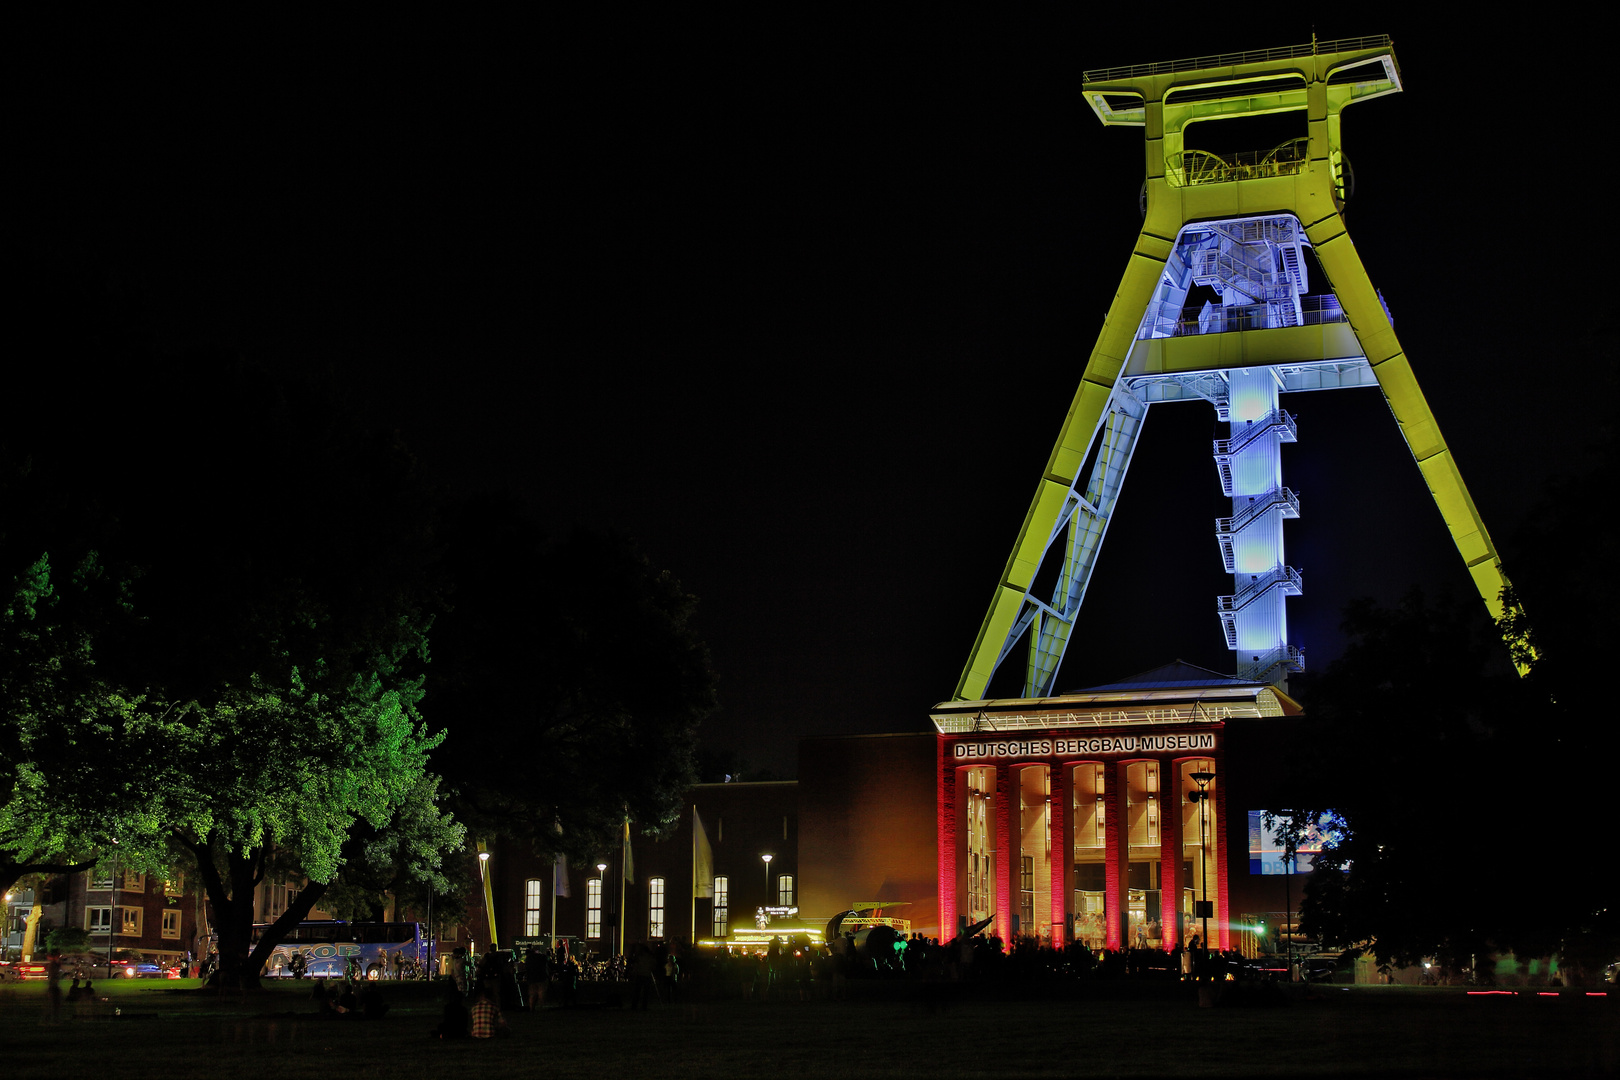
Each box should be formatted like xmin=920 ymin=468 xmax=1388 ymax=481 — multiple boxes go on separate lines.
xmin=107 ymin=365 xmax=468 ymax=987
xmin=0 ymin=531 xmax=143 ymax=893
xmin=5 ymin=356 xmax=465 ymax=987
xmin=1279 ymin=591 xmax=1522 ymax=969
xmin=1284 ymin=581 xmax=1613 ymax=977
xmin=44 ymin=925 xmax=90 ymax=954
xmin=428 ymin=498 xmax=716 ymax=864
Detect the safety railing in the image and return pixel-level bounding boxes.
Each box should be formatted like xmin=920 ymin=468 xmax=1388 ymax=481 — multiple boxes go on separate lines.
xmin=1166 ymin=149 xmax=1309 ymax=188
xmin=1216 ymin=487 xmax=1300 ymax=538
xmin=1141 ymin=294 xmax=1362 ymax=339
xmin=1084 ymin=36 xmax=1393 ymax=83
xmin=1218 ymin=566 xmax=1303 ymax=616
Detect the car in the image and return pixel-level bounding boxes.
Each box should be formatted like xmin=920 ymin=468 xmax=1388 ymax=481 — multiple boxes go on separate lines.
xmin=1 ymin=960 xmax=50 ymax=981
xmin=1302 ymin=952 xmax=1349 ymax=982
xmin=1239 ymin=954 xmax=1291 ymax=980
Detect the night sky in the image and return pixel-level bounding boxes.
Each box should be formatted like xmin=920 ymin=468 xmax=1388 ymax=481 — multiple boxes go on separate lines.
xmin=15 ymin=15 xmax=1607 ymax=776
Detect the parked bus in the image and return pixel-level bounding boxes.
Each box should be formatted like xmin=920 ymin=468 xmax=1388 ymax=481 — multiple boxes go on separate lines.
xmin=252 ymin=921 xmax=433 ymax=979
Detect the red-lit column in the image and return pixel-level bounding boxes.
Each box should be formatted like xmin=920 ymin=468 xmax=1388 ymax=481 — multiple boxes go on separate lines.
xmin=1049 ymin=762 xmax=1068 ymax=945
xmin=995 ymin=764 xmax=1014 ymax=942
xmin=1158 ymin=756 xmax=1181 ymax=950
xmin=937 ymin=737 xmax=957 ymax=938
xmin=1104 ymin=761 xmax=1125 ymax=951
xmin=1214 ymin=753 xmax=1230 ymax=951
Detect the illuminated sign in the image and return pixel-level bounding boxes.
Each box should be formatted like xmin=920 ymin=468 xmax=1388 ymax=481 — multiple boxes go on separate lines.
xmin=951 ymin=732 xmax=1216 ymax=761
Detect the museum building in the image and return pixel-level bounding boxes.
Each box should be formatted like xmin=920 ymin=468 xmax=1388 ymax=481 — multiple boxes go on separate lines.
xmin=931 ymin=662 xmax=1299 ymax=953
xmin=475 ymin=662 xmax=1298 ymax=957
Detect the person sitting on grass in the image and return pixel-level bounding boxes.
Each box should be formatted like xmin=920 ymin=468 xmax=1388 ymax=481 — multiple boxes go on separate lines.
xmin=311 ymin=978 xmax=337 ymax=1015
xmin=432 ymin=983 xmax=470 ymax=1039
xmin=469 ymin=983 xmax=508 ymax=1039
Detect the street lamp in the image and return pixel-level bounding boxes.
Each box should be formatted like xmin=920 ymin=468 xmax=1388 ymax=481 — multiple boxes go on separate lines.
xmin=1189 ymin=770 xmax=1215 ymax=953
xmin=761 ymin=854 xmax=773 ymax=903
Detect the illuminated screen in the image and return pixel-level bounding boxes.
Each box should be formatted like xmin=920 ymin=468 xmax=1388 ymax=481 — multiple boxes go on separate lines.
xmin=1247 ymin=811 xmax=1342 ymax=875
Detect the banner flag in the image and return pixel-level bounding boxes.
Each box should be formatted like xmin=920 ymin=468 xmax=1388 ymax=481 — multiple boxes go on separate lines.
xmin=693 ymin=809 xmax=714 ymax=898
xmin=553 ymin=854 xmax=570 ymax=898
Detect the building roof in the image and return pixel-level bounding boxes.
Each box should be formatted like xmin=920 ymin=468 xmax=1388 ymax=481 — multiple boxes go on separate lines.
xmin=929 ymin=660 xmax=1301 ymax=734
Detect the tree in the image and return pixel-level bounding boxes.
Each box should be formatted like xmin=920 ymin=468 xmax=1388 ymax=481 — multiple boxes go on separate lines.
xmin=4 ymin=356 xmax=465 ymax=988
xmin=5 ymin=262 xmax=465 ymax=979
xmin=1280 ymin=585 xmax=1610 ymax=978
xmin=109 ymin=363 xmax=467 ymax=988
xmin=0 ymin=492 xmax=142 ymax=896
xmin=428 ymin=497 xmax=717 ymax=867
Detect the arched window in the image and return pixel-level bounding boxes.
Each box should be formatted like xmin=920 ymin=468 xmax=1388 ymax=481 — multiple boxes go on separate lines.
xmin=648 ymin=877 xmax=666 ymax=938
xmin=524 ymin=879 xmax=543 ymax=936
xmin=712 ymin=876 xmax=729 ymax=938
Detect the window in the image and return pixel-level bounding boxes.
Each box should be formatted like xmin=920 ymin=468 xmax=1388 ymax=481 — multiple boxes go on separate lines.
xmin=161 ymin=909 xmax=182 ymax=940
xmin=712 ymin=876 xmax=729 ymax=938
xmin=524 ymin=879 xmax=543 ymax=937
xmin=648 ymin=877 xmax=665 ymax=939
xmin=86 ymin=906 xmax=112 ymax=933
xmin=119 ymin=906 xmax=142 ymax=936
xmin=776 ymin=875 xmax=794 ymax=907
xmin=1020 ymin=855 xmax=1034 ymax=936
xmin=163 ymin=873 xmax=184 ymax=897
xmin=123 ymin=872 xmax=146 ymax=894
xmin=586 ymin=878 xmax=602 ymax=940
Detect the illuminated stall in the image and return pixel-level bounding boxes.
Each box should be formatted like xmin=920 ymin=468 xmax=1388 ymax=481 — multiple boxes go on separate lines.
xmin=933 ymin=663 xmax=1297 ymax=953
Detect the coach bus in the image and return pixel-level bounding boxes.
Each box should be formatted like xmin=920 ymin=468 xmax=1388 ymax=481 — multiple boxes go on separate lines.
xmin=253 ymin=921 xmax=433 ymax=979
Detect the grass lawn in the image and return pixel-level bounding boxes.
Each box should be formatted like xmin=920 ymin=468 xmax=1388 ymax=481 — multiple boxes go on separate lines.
xmin=1 ymin=978 xmax=1613 ymax=1079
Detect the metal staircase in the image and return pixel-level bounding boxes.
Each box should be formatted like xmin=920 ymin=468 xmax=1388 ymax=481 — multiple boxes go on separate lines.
xmin=1213 ymin=410 xmax=1297 ymax=495
xmin=1217 ymin=566 xmax=1304 ymax=649
xmin=1216 ymin=487 xmax=1300 ymax=572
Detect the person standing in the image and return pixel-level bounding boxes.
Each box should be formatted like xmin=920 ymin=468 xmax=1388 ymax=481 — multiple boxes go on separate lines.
xmin=44 ymin=951 xmax=63 ymax=1023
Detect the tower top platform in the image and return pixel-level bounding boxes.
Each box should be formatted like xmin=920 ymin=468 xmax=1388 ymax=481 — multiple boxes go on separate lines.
xmin=1083 ymin=35 xmax=1401 ymax=127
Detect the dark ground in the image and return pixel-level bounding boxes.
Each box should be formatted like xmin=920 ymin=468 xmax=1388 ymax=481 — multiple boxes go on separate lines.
xmin=1 ymin=978 xmax=1613 ymax=1079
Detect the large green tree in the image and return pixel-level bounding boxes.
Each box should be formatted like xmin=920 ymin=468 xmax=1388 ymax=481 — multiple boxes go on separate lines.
xmin=8 ymin=355 xmax=464 ymax=987
xmin=118 ymin=363 xmax=463 ymax=987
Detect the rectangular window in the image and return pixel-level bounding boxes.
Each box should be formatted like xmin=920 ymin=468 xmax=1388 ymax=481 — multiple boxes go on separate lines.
xmin=86 ymin=906 xmax=112 ymax=933
xmin=712 ymin=876 xmax=729 ymax=938
xmin=524 ymin=879 xmax=543 ymax=937
xmin=161 ymin=909 xmax=182 ymax=940
xmin=1020 ymin=855 xmax=1034 ymax=936
xmin=776 ymin=875 xmax=794 ymax=907
xmin=163 ymin=873 xmax=184 ymax=897
xmin=123 ymin=872 xmax=146 ymax=894
xmin=119 ymin=906 xmax=142 ymax=936
xmin=648 ymin=877 xmax=665 ymax=939
xmin=586 ymin=878 xmax=602 ymax=940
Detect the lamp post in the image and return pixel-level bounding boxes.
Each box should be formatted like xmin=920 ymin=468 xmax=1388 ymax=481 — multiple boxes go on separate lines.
xmin=1189 ymin=771 xmax=1215 ymax=953
xmin=477 ymin=848 xmax=499 ymax=956
xmin=761 ymin=854 xmax=773 ymax=906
